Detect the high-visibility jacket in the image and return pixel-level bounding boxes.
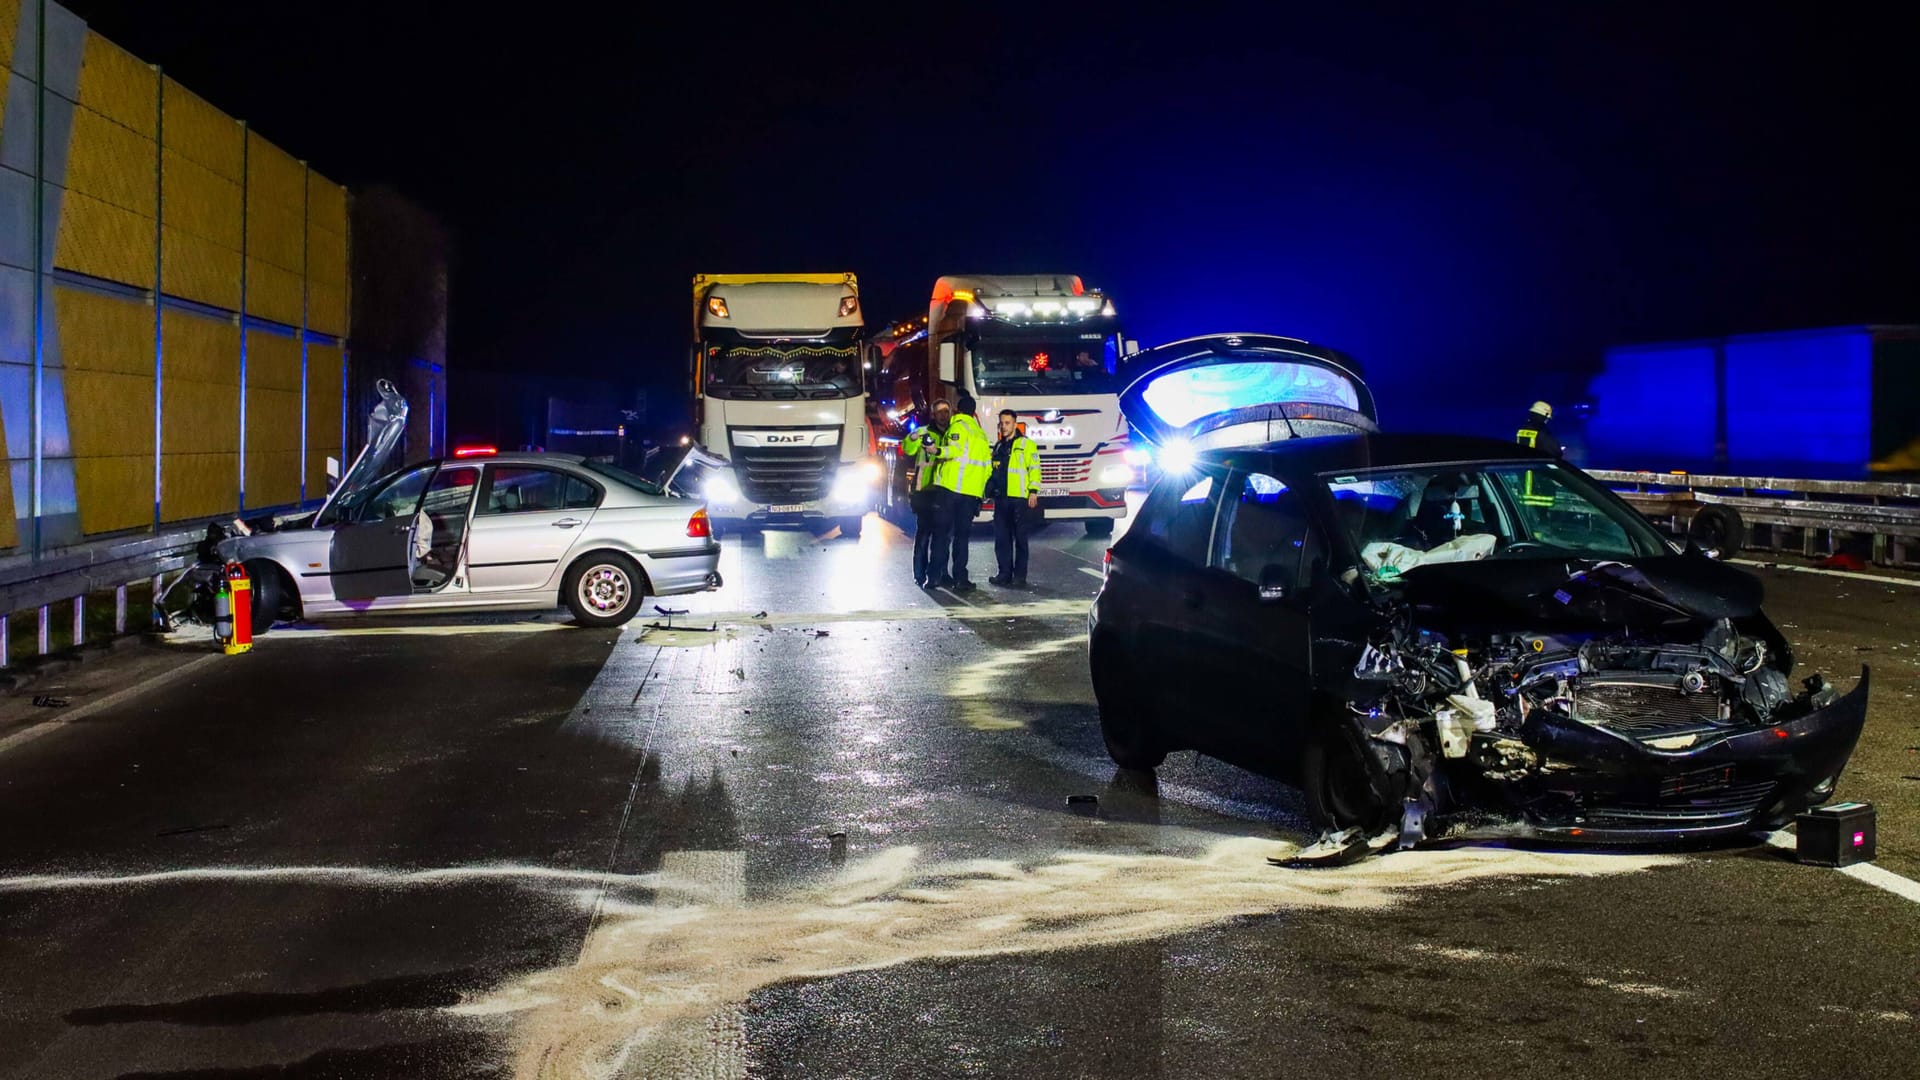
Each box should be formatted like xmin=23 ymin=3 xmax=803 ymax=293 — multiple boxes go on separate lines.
xmin=995 ymin=435 xmax=1042 ymax=498
xmin=936 ymin=414 xmax=993 ymax=497
xmin=901 ymin=426 xmax=944 ymax=491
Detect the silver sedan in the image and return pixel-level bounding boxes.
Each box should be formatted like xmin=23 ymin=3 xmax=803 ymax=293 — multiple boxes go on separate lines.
xmin=214 ymin=384 xmax=720 ymax=630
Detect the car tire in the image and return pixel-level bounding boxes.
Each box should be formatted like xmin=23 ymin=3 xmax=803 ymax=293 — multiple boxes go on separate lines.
xmin=243 ymin=560 xmax=289 ymax=636
xmin=1091 ymin=637 xmax=1166 ymax=770
xmin=1301 ymin=731 xmax=1392 ymax=833
xmin=1686 ymin=505 xmax=1747 ymax=556
xmin=563 ymin=552 xmax=645 ymax=627
xmin=1084 ymin=518 xmax=1115 ymax=538
xmin=838 ymin=515 xmax=864 ymax=539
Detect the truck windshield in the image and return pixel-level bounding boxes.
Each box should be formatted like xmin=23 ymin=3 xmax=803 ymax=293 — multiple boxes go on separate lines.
xmin=702 ymin=341 xmax=863 ymax=400
xmin=973 ymin=337 xmax=1121 ymax=396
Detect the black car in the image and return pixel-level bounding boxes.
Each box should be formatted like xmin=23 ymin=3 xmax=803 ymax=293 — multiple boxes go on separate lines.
xmin=1091 ymin=335 xmax=1869 ymax=852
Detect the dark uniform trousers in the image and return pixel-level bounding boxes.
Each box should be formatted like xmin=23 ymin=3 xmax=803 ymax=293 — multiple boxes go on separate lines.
xmin=993 ymin=498 xmax=1031 ymax=580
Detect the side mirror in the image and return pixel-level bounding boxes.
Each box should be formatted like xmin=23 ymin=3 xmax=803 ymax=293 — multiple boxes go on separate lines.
xmin=938 ymin=341 xmax=957 ymax=383
xmin=1258 ymin=565 xmax=1291 ymax=603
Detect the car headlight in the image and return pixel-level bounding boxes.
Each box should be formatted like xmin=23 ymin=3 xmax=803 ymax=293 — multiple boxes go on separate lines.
xmin=704 ymin=471 xmax=740 ymax=503
xmin=1098 ymin=463 xmax=1133 ymax=486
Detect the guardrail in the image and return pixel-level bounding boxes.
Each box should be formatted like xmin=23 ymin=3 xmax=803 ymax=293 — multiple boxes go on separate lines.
xmin=1592 ymin=469 xmax=1920 ymax=568
xmin=0 ymin=526 xmax=210 ymax=671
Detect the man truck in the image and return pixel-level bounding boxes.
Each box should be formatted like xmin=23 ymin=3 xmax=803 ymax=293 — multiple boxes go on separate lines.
xmin=915 ymin=274 xmax=1138 ymax=536
xmin=689 ymin=273 xmax=879 ymax=537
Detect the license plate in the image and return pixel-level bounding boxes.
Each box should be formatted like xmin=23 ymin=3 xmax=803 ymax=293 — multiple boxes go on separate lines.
xmin=1026 ymin=425 xmax=1073 ymax=442
xmin=1040 ymin=487 xmax=1070 ymax=497
xmin=768 ymin=504 xmax=807 ymax=513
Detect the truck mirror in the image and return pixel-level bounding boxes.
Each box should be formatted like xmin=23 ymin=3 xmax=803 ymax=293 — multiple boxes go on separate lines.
xmin=938 ymin=342 xmax=957 ymax=383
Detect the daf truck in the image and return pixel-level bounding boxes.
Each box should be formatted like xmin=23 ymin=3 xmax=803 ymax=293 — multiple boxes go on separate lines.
xmin=689 ymin=273 xmax=879 ymax=536
xmin=921 ymin=275 xmax=1138 ymax=535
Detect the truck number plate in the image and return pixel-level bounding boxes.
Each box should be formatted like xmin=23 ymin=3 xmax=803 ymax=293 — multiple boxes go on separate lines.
xmin=768 ymin=504 xmax=807 ymax=513
xmin=1040 ymin=487 xmax=1070 ymax=497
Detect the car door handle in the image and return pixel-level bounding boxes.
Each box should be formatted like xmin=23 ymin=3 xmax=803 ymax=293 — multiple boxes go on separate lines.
xmin=553 ymin=518 xmax=584 ymax=529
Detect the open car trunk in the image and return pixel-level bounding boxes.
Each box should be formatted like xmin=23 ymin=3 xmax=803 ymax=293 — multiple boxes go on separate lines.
xmin=1118 ymin=334 xmax=1379 ymax=451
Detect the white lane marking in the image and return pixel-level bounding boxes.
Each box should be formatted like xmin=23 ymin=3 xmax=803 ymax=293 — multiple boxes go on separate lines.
xmin=0 ymin=653 xmax=223 ymax=758
xmin=701 ymin=599 xmax=1090 ymax=627
xmin=1732 ymin=559 xmax=1920 ymax=589
xmin=0 ymin=862 xmax=685 ymax=893
xmin=262 ymin=621 xmax=570 ymax=639
xmin=1079 ymin=567 xmax=1105 ymax=581
xmin=1765 ymin=830 xmax=1920 ymax=905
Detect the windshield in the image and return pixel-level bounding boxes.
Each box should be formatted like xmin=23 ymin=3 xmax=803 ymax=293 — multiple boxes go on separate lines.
xmin=702 ymin=340 xmax=862 ymax=400
xmin=1323 ymin=461 xmax=1668 ymax=578
xmin=973 ymin=335 xmax=1121 ymax=395
xmin=580 ymin=458 xmax=665 ymax=497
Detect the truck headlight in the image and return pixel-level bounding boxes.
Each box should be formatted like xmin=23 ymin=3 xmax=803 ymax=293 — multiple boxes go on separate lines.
xmin=1098 ymin=463 xmax=1133 ymax=486
xmin=707 ymin=297 xmax=730 ymax=319
xmin=831 ymin=462 xmax=881 ymax=504
xmin=838 ymin=296 xmax=860 ymax=317
xmin=704 ymin=471 xmax=740 ymax=504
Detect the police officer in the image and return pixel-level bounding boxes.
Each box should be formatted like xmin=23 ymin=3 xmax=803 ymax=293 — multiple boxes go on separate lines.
xmin=933 ymin=394 xmax=993 ymax=593
xmin=1516 ymin=400 xmax=1563 ymax=458
xmin=987 ymin=408 xmax=1040 ymax=588
xmin=901 ymin=402 xmax=950 ymax=587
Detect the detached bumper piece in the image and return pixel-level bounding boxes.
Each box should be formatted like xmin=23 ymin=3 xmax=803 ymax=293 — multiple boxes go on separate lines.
xmin=1515 ymin=668 xmax=1870 ymax=842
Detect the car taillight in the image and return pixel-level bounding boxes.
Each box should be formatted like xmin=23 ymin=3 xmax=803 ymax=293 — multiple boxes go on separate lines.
xmin=1103 ymin=547 xmax=1113 ymax=579
xmin=687 ymin=509 xmax=711 ymax=539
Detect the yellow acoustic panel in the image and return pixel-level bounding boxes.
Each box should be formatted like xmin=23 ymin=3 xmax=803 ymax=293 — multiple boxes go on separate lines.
xmin=161 ymin=452 xmax=238 ymax=522
xmin=0 ymin=0 xmax=17 ymax=74
xmin=305 ymin=343 xmax=343 ymax=496
xmin=244 ymin=257 xmax=303 ymax=326
xmin=67 ymin=105 xmax=158 ymax=215
xmin=246 ymin=132 xmax=303 ymax=212
xmin=161 ymin=78 xmax=243 ymax=182
xmin=247 ymin=388 xmax=302 ymax=455
xmin=161 ymin=224 xmax=243 ymax=311
xmin=247 ymin=450 xmax=301 ymax=508
xmin=65 ymin=369 xmax=154 ymax=457
xmin=305 ymin=222 xmax=346 ymax=289
xmin=76 ymin=31 xmax=158 ymax=138
xmin=54 ymin=286 xmax=153 ymax=377
xmin=307 ymin=280 xmax=347 ymax=338
xmin=54 ymin=190 xmax=156 ymax=288
xmin=160 ymin=307 xmax=240 ymax=387
xmin=307 ymin=172 xmax=347 ymax=238
xmin=246 ymin=199 xmax=303 ymax=275
xmin=75 ymin=455 xmax=153 ymax=534
xmin=161 ymin=377 xmax=238 ymax=455
xmin=161 ymin=148 xmax=243 ymax=248
xmin=247 ymin=330 xmax=301 ymax=392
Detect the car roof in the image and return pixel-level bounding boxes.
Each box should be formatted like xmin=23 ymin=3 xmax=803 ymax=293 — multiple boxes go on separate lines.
xmin=435 ymin=451 xmax=589 ymax=468
xmin=1198 ymin=433 xmax=1552 ymax=476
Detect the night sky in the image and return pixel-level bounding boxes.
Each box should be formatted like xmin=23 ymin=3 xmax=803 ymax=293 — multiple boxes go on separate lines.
xmin=64 ymin=2 xmax=1920 ymax=432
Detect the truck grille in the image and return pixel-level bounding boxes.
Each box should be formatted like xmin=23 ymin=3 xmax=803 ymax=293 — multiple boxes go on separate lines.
xmin=735 ymin=446 xmax=839 ymax=504
xmin=1572 ymin=678 xmax=1726 ymax=738
xmin=1039 ymin=457 xmax=1092 ymax=486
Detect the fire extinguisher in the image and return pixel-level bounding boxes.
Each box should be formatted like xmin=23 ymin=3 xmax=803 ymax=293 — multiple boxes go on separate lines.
xmin=215 ymin=561 xmax=253 ymax=655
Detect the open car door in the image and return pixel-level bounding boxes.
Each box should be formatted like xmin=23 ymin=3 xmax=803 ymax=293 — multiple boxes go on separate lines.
xmin=1118 ymin=334 xmax=1378 ymax=451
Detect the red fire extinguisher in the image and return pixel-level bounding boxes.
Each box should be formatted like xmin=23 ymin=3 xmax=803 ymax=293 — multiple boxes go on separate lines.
xmin=215 ymin=561 xmax=253 ymax=655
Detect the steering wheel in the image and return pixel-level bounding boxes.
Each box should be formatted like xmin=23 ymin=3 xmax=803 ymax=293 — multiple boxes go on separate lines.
xmin=1500 ymin=540 xmax=1548 ymax=556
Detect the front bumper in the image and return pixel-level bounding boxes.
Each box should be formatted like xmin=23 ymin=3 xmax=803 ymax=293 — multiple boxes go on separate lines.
xmin=978 ymin=491 xmax=1127 ymax=521
xmin=1500 ymin=668 xmax=1871 ymax=842
xmin=707 ymin=494 xmax=874 ymax=527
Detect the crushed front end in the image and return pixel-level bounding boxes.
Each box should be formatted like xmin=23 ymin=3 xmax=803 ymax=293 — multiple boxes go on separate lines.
xmin=1337 ymin=561 xmax=1871 ymax=847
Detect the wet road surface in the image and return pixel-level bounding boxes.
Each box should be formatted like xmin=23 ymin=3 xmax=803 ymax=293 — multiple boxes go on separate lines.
xmin=1 ymin=512 xmax=1916 ymax=1078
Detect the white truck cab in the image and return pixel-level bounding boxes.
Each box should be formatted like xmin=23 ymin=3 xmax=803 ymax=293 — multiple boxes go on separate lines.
xmin=690 ymin=273 xmax=879 ymax=536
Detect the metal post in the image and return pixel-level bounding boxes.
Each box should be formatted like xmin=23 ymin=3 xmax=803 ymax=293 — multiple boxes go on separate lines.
xmin=150 ymin=572 xmax=167 ymax=627
xmin=115 ymin=584 xmax=129 ymax=635
xmin=37 ymin=605 xmax=51 ymax=655
xmin=30 ymin=0 xmax=47 ymax=561
xmin=1 ymin=615 xmax=10 ymax=668
xmin=72 ymin=595 xmax=84 ymax=647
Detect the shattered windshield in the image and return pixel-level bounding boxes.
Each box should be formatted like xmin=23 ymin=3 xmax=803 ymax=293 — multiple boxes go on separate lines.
xmin=1324 ymin=462 xmax=1667 ymax=579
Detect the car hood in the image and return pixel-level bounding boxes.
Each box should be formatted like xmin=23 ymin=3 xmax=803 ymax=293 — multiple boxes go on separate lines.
xmin=315 ymin=379 xmax=408 ymax=523
xmin=1394 ymin=553 xmax=1766 ymax=629
xmin=1117 ymin=334 xmax=1378 ymax=450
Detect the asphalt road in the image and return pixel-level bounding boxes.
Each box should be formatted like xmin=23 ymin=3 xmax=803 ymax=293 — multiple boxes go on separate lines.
xmin=1 ymin=511 xmax=1915 ymax=1079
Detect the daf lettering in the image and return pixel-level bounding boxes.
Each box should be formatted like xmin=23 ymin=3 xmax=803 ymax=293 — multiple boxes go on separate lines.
xmin=766 ymin=434 xmax=807 ymax=444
